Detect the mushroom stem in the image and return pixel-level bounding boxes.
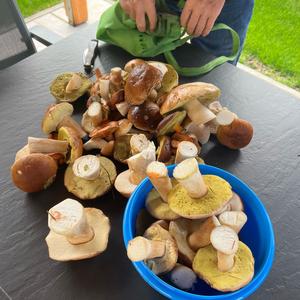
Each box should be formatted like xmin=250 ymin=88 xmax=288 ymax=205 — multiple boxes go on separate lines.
xmin=58 ymin=115 xmax=87 ymax=138
xmin=72 ymin=155 xmax=101 ymax=181
xmin=217 ymin=251 xmax=235 ymax=272
xmin=87 ymin=101 xmax=102 ymax=126
xmin=48 ymin=199 xmax=94 ymax=245
xmin=146 ymin=161 xmax=172 ymax=203
xmin=28 ymin=137 xmax=68 ymax=154
xmin=173 ymin=158 xmax=208 ymax=199
xmin=184 ymin=99 xmax=216 ymax=125
xmin=218 ymin=211 xmax=247 ymax=233
xmin=65 ymin=73 xmax=82 ymax=93
xmin=175 ymin=141 xmax=198 ymax=164
xmin=127 ymin=147 xmax=156 ymax=185
xmin=127 ymin=236 xmax=165 ymax=261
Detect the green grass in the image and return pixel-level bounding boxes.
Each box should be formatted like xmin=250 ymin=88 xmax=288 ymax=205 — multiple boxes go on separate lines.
xmin=240 ymin=0 xmax=300 ymax=90
xmin=17 ymin=0 xmax=62 ymax=18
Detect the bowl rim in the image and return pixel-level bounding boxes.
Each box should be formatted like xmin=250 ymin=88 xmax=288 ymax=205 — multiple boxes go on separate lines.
xmin=123 ymin=164 xmax=275 ymax=300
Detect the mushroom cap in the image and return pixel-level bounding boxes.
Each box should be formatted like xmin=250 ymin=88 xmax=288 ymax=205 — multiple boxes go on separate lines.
xmin=46 ymin=208 xmax=110 ymax=261
xmin=114 ymin=169 xmax=137 ymax=198
xmin=146 ymin=188 xmax=180 ymax=220
xmin=124 ymin=58 xmax=145 ymax=73
xmin=11 ymin=153 xmax=57 ymax=193
xmin=125 ymin=63 xmax=163 ymax=105
xmin=42 ymin=103 xmax=74 ymax=134
xmin=64 ymin=156 xmax=117 ymax=200
xmin=157 ymin=136 xmax=172 ymax=163
xmin=58 ymin=126 xmax=83 ymax=164
xmin=14 ymin=144 xmax=30 ymax=162
xmin=168 ymin=175 xmax=233 ymax=219
xmin=127 ymin=101 xmax=163 ymax=132
xmin=156 ymin=110 xmax=187 ymax=136
xmin=50 ymin=72 xmax=92 ymax=103
xmin=192 ymin=242 xmax=254 ymax=292
xmin=160 ymin=82 xmax=221 ymax=115
xmin=158 ymin=64 xmax=179 ymax=95
xmin=144 ymin=223 xmax=178 ymax=275
xmin=113 ymin=134 xmax=133 ymax=163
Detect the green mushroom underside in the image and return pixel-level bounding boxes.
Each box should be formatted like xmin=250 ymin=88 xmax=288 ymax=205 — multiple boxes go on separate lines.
xmin=168 ymin=175 xmax=232 ymax=217
xmin=50 ymin=72 xmax=92 ymax=102
xmin=192 ymin=242 xmax=254 ymax=291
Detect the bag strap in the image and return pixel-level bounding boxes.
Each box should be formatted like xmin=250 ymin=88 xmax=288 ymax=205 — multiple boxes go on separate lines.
xmin=163 ymin=23 xmax=240 ymax=77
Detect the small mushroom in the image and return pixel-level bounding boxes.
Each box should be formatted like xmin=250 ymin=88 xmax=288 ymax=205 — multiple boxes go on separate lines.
xmin=58 ymin=127 xmax=83 ymax=164
xmin=127 ymin=223 xmax=178 ymax=275
xmin=130 ymin=134 xmax=152 ymax=155
xmin=28 ymin=137 xmax=68 ymax=154
xmin=109 ymin=67 xmax=123 ymax=93
xmin=46 ymin=198 xmax=110 ymax=261
xmin=185 ymin=122 xmax=211 ymax=145
xmin=158 ymin=64 xmax=179 ymax=95
xmin=87 ymin=101 xmax=103 ymax=126
xmin=113 ymin=134 xmax=132 ymax=163
xmin=170 ymin=264 xmax=197 ymax=290
xmin=175 ymin=141 xmax=199 ymax=164
xmin=156 ymin=111 xmax=186 ymax=136
xmin=228 ymin=192 xmax=244 ymax=211
xmin=127 ymin=101 xmax=163 ymax=132
xmin=125 ymin=63 xmax=163 ymax=105
xmin=100 ymin=140 xmax=115 ymax=157
xmin=169 ymin=219 xmax=195 ymax=267
xmin=11 ymin=153 xmax=57 ymax=192
xmin=218 ymin=211 xmax=247 ymax=233
xmin=147 ymin=61 xmax=168 ymax=77
xmin=99 ymin=79 xmax=110 ymax=100
xmin=115 ymin=119 xmax=133 ymax=138
xmin=83 ymin=137 xmax=107 ymax=151
xmin=157 ymin=136 xmax=172 ymax=163
xmin=72 ymin=155 xmax=100 ymax=180
xmin=188 ymin=216 xmax=220 ymax=251
xmin=89 ymin=121 xmax=119 ymax=139
xmin=65 ymin=73 xmax=82 ymax=94
xmin=217 ymin=118 xmax=254 ymax=149
xmin=109 ymin=89 xmax=125 ymax=110
xmin=216 ymin=109 xmax=237 ymax=126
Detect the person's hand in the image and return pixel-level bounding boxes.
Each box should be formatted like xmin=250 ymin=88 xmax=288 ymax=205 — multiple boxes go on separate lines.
xmin=120 ymin=0 xmax=157 ymax=32
xmin=180 ymin=0 xmax=225 ymax=37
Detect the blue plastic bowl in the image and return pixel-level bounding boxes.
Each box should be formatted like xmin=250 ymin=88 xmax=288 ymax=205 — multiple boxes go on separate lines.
xmin=123 ymin=164 xmax=275 ymax=300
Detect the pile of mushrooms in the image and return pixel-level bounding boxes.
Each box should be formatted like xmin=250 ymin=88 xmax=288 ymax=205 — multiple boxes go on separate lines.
xmin=126 ymin=158 xmax=254 ymax=292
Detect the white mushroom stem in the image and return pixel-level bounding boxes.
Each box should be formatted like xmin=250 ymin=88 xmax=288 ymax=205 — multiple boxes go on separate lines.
xmin=87 ymin=101 xmax=102 ymax=126
xmin=130 ymin=134 xmax=151 ymax=155
xmin=81 ymin=111 xmax=96 ymax=133
xmin=83 ymin=138 xmax=107 ymax=151
xmin=48 ymin=198 xmax=94 ymax=245
xmin=99 ymin=79 xmax=110 ymax=100
xmin=188 ymin=216 xmax=220 ymax=250
xmin=216 ymin=110 xmax=237 ymax=126
xmin=185 ymin=122 xmax=211 ymax=145
xmin=208 ymin=101 xmax=223 ymax=114
xmin=65 ymin=73 xmax=82 ymax=93
xmin=229 ymin=192 xmax=244 ymax=211
xmin=127 ymin=236 xmax=165 ymax=262
xmin=28 ymin=137 xmax=68 ymax=154
xmin=127 ymin=147 xmax=156 ymax=185
xmin=218 ymin=211 xmax=247 ymax=233
xmin=116 ymin=101 xmax=129 ymax=116
xmin=173 ymin=158 xmax=208 ymax=198
xmin=175 ymin=141 xmax=198 ymax=164
xmin=58 ymin=115 xmax=87 ymax=138
xmin=210 ymin=225 xmax=239 ymax=272
xmin=146 ymin=161 xmax=172 ymax=203
xmin=184 ymin=99 xmax=216 ymax=125
xmin=72 ymin=155 xmax=100 ymax=180
xmin=115 ymin=119 xmax=133 ymax=138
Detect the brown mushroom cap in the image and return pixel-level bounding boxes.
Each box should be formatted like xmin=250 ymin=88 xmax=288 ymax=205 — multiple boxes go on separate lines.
xmin=42 ymin=103 xmax=74 ymax=134
xmin=144 ymin=223 xmax=178 ymax=275
xmin=11 ymin=153 xmax=57 ymax=193
xmin=156 ymin=110 xmax=187 ymax=136
xmin=124 ymin=59 xmax=145 ymax=73
xmin=157 ymin=136 xmax=172 ymax=163
xmin=192 ymin=242 xmax=254 ymax=292
xmin=125 ymin=63 xmax=163 ymax=105
xmin=128 ymin=101 xmax=163 ymax=132
xmin=46 ymin=208 xmax=110 ymax=261
xmin=160 ymin=82 xmax=221 ymax=115
xmin=64 ymin=156 xmax=117 ymax=199
xmin=168 ymin=175 xmax=233 ymax=219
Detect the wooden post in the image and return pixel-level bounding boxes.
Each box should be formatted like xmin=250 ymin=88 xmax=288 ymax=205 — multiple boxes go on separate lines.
xmin=64 ymin=0 xmax=88 ymax=26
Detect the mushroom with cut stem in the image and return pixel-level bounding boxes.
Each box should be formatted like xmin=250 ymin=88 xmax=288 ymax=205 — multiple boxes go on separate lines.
xmin=175 ymin=141 xmax=199 ymax=164
xmin=127 ymin=223 xmax=178 ymax=275
xmin=169 ymin=219 xmax=195 ymax=267
xmin=114 ymin=146 xmax=156 ymax=198
xmin=192 ymin=225 xmax=254 ymax=292
xmin=130 ymin=134 xmax=152 ymax=155
xmin=188 ymin=216 xmax=220 ymax=251
xmin=28 ymin=137 xmax=68 ymax=155
xmin=11 ymin=153 xmax=58 ymax=192
xmin=46 ymin=198 xmax=110 ymax=261
xmin=83 ymin=137 xmax=107 ymax=151
xmin=64 ymin=155 xmax=117 ymax=200
xmin=218 ymin=211 xmax=247 ymax=233
xmin=168 ymin=158 xmax=233 ymax=219
xmin=160 ymin=82 xmax=221 ymax=125
xmin=170 ymin=264 xmax=197 ymax=290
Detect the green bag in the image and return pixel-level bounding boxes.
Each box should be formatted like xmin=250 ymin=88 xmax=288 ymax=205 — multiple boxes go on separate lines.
xmin=96 ymin=0 xmax=240 ymax=77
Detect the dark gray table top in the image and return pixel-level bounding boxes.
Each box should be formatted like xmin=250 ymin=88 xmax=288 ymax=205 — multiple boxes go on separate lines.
xmin=1 ymin=24 xmax=300 ymax=300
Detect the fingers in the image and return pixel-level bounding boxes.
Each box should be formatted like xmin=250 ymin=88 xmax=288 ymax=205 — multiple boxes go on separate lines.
xmin=194 ymin=15 xmax=208 ymax=37
xmin=180 ymin=2 xmax=192 ymax=28
xmin=135 ymin=3 xmax=146 ymax=32
xmin=186 ymin=10 xmax=201 ymax=35
xmin=145 ymin=1 xmax=157 ymax=32
xmin=202 ymin=16 xmax=215 ymax=37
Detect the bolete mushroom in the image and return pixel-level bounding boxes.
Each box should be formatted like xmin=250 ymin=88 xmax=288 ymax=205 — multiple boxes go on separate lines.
xmin=124 ymin=58 xmax=145 ymax=73
xmin=158 ymin=63 xmax=179 ymax=95
xmin=127 ymin=223 xmax=178 ymax=275
xmin=27 ymin=137 xmax=68 ymax=155
xmin=64 ymin=155 xmax=117 ymax=200
xmin=113 ymin=134 xmax=133 ymax=163
xmin=160 ymin=82 xmax=220 ymax=125
xmin=130 ymin=134 xmax=153 ymax=155
xmin=157 ymin=136 xmax=172 ymax=163
xmin=89 ymin=121 xmax=119 ymax=139
xmin=185 ymin=122 xmax=211 ymax=145
xmin=217 ymin=118 xmax=254 ymax=149
xmin=11 ymin=153 xmax=57 ymax=192
xmin=127 ymin=101 xmax=162 ymax=132
xmin=218 ymin=211 xmax=247 ymax=233
xmin=125 ymin=63 xmax=163 ymax=105
xmin=46 ymin=198 xmax=110 ymax=261
xmin=168 ymin=158 xmax=233 ymax=219
xmin=50 ymin=72 xmax=92 ymax=103
xmin=193 ymin=226 xmax=254 ymax=291
xmin=156 ymin=110 xmax=186 ymax=136
xmin=170 ymin=264 xmax=197 ymax=290
xmin=175 ymin=141 xmax=199 ymax=164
